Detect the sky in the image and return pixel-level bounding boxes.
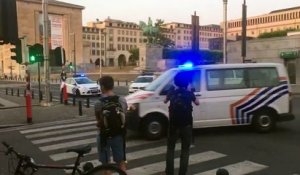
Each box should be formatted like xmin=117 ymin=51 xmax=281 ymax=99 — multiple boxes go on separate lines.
xmin=60 ymin=0 xmax=300 ymax=26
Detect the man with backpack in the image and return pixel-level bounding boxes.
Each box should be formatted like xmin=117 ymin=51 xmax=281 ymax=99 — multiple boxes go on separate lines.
xmin=95 ymin=76 xmax=127 ymax=172
xmin=164 ymin=72 xmax=199 ymax=175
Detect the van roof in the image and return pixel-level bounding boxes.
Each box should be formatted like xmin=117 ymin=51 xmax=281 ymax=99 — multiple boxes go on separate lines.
xmin=174 ymin=63 xmax=283 ymax=70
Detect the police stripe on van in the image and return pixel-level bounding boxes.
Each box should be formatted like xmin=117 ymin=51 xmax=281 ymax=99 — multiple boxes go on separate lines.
xmin=230 ymin=81 xmax=289 ymax=124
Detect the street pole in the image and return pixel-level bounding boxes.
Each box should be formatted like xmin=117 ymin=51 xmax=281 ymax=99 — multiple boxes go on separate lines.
xmin=241 ymin=0 xmax=247 ymax=63
xmin=70 ymin=33 xmax=76 ymax=75
xmin=99 ymin=29 xmax=102 ymax=78
xmin=42 ymin=0 xmax=51 ymax=106
xmin=223 ymin=0 xmax=228 ymax=64
xmin=104 ymin=32 xmax=107 ymax=67
xmin=38 ymin=61 xmax=41 ymax=101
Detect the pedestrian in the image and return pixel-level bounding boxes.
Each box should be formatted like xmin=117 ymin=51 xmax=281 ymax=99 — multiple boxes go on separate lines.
xmin=60 ymin=70 xmax=67 ymax=82
xmin=95 ymin=75 xmax=127 ymax=172
xmin=164 ymin=72 xmax=199 ymax=175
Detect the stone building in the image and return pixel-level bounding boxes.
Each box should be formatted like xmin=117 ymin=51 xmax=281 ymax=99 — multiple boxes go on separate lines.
xmin=227 ymin=34 xmax=300 ymax=84
xmin=0 ymin=0 xmax=84 ymax=77
xmin=226 ymin=6 xmax=300 ymax=38
xmin=84 ymin=18 xmax=144 ymax=67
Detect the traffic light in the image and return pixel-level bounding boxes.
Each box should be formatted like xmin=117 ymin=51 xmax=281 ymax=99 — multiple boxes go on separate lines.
xmin=54 ymin=47 xmax=66 ymax=66
xmin=10 ymin=39 xmax=22 ymax=64
xmin=29 ymin=44 xmax=43 ymax=64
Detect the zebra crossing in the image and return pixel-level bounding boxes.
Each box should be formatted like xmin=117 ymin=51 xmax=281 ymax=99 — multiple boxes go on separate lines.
xmin=19 ymin=120 xmax=269 ymax=175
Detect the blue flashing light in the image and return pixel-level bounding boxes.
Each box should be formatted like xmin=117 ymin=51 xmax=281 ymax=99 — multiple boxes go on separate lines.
xmin=73 ymin=74 xmax=86 ymax=78
xmin=179 ymin=62 xmax=194 ymax=69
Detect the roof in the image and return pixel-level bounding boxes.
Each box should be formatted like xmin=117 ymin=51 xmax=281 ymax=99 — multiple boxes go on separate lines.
xmin=172 ymin=63 xmax=283 ymax=70
xmin=270 ymin=6 xmax=300 ymax=14
xmin=19 ymin=0 xmax=84 ymax=9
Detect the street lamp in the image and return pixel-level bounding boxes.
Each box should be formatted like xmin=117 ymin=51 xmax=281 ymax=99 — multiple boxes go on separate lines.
xmin=98 ymin=29 xmax=106 ymax=78
xmin=223 ymin=0 xmax=228 ymax=64
xmin=70 ymin=33 xmax=76 ymax=74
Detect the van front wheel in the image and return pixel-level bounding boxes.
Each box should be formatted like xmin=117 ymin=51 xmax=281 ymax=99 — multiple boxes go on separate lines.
xmin=143 ymin=117 xmax=165 ymax=140
xmin=252 ymin=111 xmax=275 ymax=133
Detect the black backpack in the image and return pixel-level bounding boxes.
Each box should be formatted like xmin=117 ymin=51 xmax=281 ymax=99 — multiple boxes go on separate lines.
xmin=169 ymin=89 xmax=193 ymax=126
xmin=100 ymin=96 xmax=125 ymax=137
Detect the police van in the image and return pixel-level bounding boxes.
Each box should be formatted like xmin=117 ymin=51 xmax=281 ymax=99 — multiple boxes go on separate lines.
xmin=125 ymin=63 xmax=295 ymax=140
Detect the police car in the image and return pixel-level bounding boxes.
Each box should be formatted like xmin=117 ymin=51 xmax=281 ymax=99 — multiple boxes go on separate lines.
xmin=128 ymin=75 xmax=156 ymax=93
xmin=126 ymin=63 xmax=295 ymax=140
xmin=61 ymin=75 xmax=101 ymax=96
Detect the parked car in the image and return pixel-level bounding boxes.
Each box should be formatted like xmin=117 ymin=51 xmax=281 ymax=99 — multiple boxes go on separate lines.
xmin=128 ymin=75 xmax=156 ymax=93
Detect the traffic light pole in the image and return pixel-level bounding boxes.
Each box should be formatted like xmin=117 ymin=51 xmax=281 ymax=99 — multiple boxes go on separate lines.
xmin=42 ymin=0 xmax=51 ymax=106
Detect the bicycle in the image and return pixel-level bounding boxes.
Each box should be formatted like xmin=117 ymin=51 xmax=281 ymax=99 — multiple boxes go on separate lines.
xmin=1 ymin=141 xmax=127 ymax=175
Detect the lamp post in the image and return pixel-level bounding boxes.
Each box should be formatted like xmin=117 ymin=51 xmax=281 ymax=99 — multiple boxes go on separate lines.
xmin=70 ymin=33 xmax=76 ymax=74
xmin=223 ymin=0 xmax=228 ymax=64
xmin=42 ymin=0 xmax=51 ymax=106
xmin=99 ymin=29 xmax=106 ymax=78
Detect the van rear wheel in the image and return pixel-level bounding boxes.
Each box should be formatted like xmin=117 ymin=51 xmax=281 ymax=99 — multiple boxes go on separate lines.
xmin=143 ymin=117 xmax=166 ymax=140
xmin=252 ymin=111 xmax=275 ymax=133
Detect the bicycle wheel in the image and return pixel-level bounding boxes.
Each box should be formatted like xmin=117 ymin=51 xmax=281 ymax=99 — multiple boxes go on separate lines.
xmin=85 ymin=164 xmax=127 ymax=175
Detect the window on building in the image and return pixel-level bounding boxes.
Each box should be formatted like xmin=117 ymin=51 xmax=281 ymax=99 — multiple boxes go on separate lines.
xmin=122 ymin=44 xmax=125 ymax=50
xmin=118 ymin=44 xmax=121 ymax=50
xmin=139 ymin=38 xmax=142 ymax=43
xmin=92 ymin=42 xmax=95 ymax=47
xmin=126 ymin=38 xmax=129 ymax=42
xmin=109 ymin=44 xmax=114 ymax=50
xmin=101 ymin=51 xmax=104 ymax=56
xmin=134 ymin=31 xmax=137 ymax=36
xmin=109 ymin=36 xmax=113 ymax=42
xmin=177 ymin=36 xmax=181 ymax=40
xmin=133 ymin=38 xmax=136 ymax=42
xmin=109 ymin=23 xmax=112 ymax=27
xmin=96 ymin=35 xmax=99 ymax=40
xmin=130 ymin=31 xmax=133 ymax=35
xmin=97 ymin=50 xmax=100 ymax=56
xmin=117 ymin=37 xmax=120 ymax=42
xmin=130 ymin=45 xmax=133 ymax=49
xmin=126 ymin=45 xmax=129 ymax=50
xmin=92 ymin=50 xmax=96 ymax=55
xmin=97 ymin=43 xmax=100 ymax=48
xmin=126 ymin=31 xmax=129 ymax=35
xmin=83 ymin=34 xmax=86 ymax=39
xmin=130 ymin=38 xmax=133 ymax=42
xmin=118 ymin=30 xmax=121 ymax=35
xmin=87 ymin=35 xmax=90 ymax=39
xmin=122 ymin=37 xmax=124 ymax=42
xmin=92 ymin=35 xmax=96 ymax=40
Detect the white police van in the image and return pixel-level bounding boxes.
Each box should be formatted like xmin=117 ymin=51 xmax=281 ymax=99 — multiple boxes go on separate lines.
xmin=125 ymin=63 xmax=294 ymax=140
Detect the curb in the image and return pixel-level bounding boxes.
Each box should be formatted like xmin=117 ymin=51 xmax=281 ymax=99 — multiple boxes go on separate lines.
xmin=0 ymin=124 xmax=26 ymax=129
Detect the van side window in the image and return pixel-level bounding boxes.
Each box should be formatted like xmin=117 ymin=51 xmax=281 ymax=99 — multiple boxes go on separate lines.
xmin=207 ymin=69 xmax=246 ymax=90
xmin=160 ymin=70 xmax=201 ymax=95
xmin=248 ymin=68 xmax=279 ymax=88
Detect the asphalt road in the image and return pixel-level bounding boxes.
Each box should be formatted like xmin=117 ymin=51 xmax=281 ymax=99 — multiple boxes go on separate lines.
xmin=0 ymin=97 xmax=299 ymax=175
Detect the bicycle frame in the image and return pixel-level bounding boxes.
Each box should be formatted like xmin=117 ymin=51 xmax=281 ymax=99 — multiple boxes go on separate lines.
xmin=2 ymin=142 xmax=87 ymax=175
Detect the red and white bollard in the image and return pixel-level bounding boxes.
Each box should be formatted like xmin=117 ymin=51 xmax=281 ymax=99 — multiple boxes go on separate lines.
xmin=26 ymin=90 xmax=32 ymax=123
xmin=63 ymin=84 xmax=68 ymax=105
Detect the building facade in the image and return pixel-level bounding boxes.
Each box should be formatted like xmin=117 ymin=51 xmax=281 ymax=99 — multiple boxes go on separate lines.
xmin=227 ymin=6 xmax=300 ymax=38
xmin=227 ymin=34 xmax=300 ymax=84
xmin=0 ymin=0 xmax=84 ymax=77
xmin=162 ymin=23 xmax=223 ymax=50
xmin=82 ymin=19 xmax=223 ymax=67
xmin=83 ymin=18 xmax=145 ymax=67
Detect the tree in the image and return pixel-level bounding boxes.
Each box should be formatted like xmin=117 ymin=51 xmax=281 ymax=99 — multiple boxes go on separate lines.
xmin=128 ymin=48 xmax=139 ymax=65
xmin=258 ymin=29 xmax=297 ymax=39
xmin=154 ymin=19 xmax=175 ymax=48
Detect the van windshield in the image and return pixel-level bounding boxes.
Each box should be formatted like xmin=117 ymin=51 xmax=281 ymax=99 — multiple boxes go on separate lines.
xmin=144 ymin=69 xmax=176 ymax=91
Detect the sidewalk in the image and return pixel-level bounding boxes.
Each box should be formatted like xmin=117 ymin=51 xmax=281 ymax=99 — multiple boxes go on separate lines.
xmin=0 ymin=93 xmax=95 ymax=128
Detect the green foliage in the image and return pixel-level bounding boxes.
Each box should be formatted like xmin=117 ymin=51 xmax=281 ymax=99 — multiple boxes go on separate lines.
xmin=258 ymin=29 xmax=298 ymax=38
xmin=128 ymin=48 xmax=139 ymax=65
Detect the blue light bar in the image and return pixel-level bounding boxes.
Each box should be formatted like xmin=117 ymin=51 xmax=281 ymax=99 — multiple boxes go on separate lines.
xmin=179 ymin=62 xmax=194 ymax=69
